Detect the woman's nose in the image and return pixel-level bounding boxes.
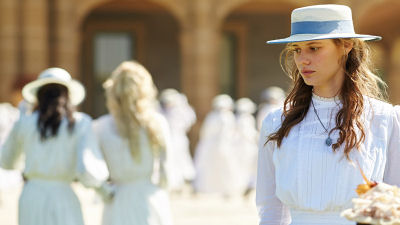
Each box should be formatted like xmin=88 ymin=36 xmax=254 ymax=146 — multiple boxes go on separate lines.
xmin=297 ymin=53 xmax=311 ymax=65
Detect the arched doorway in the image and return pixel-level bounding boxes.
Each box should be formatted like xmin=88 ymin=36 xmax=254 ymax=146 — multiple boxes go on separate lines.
xmin=80 ymin=1 xmax=181 ymax=117
xmin=220 ymin=1 xmax=297 ymax=103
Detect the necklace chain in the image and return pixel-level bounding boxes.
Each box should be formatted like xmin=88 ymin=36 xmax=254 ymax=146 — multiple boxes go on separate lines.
xmin=311 ymin=99 xmax=334 ymax=146
xmin=311 ymin=99 xmax=329 ymax=133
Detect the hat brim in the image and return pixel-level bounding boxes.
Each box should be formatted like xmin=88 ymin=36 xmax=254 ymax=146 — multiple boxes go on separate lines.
xmin=22 ymin=78 xmax=86 ymax=106
xmin=267 ymin=33 xmax=382 ymax=44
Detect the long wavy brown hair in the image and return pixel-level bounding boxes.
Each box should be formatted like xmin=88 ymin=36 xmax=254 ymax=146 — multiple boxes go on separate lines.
xmin=267 ymin=38 xmax=387 ymax=160
xmin=36 ymin=83 xmax=75 ymax=140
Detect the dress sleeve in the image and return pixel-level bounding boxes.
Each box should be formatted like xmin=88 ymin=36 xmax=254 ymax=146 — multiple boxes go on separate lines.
xmin=157 ymin=114 xmax=172 ymax=189
xmin=0 ymin=117 xmax=24 ymax=170
xmin=74 ymin=114 xmax=113 ymax=198
xmin=256 ymin=112 xmax=291 ymax=225
xmin=383 ymin=105 xmax=400 ymax=185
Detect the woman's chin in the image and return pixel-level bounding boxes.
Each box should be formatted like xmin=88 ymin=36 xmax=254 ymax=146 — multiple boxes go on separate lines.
xmin=303 ymin=79 xmax=317 ymax=87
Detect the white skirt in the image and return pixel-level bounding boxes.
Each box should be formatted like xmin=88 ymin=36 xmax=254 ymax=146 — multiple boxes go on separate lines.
xmin=102 ymin=180 xmax=173 ymax=225
xmin=290 ymin=209 xmax=354 ymax=225
xmin=19 ymin=179 xmax=84 ymax=225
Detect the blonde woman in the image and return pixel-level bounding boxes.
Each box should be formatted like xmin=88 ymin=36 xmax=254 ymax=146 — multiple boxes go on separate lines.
xmin=256 ymin=4 xmax=400 ymax=225
xmin=93 ymin=61 xmax=173 ymax=225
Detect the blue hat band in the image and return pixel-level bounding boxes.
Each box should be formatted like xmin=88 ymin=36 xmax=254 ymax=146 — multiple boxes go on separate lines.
xmin=291 ymin=20 xmax=355 ymax=35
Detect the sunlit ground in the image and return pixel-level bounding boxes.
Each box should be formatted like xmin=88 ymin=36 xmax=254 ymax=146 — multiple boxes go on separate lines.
xmin=0 ymin=183 xmax=258 ymax=225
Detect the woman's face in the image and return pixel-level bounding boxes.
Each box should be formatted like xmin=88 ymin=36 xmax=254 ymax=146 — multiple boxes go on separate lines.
xmin=292 ymin=39 xmax=350 ymax=95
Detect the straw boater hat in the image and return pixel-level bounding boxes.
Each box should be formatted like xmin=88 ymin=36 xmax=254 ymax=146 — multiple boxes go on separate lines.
xmin=267 ymin=4 xmax=381 ymax=44
xmin=22 ymin=67 xmax=85 ymax=106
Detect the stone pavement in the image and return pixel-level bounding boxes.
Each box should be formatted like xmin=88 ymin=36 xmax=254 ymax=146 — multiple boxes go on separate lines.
xmin=0 ymin=184 xmax=258 ymax=225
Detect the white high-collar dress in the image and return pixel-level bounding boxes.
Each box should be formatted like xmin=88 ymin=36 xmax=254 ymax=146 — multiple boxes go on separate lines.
xmin=161 ymin=100 xmax=196 ymax=190
xmin=93 ymin=114 xmax=173 ymax=225
xmin=0 ymin=111 xmax=109 ymax=225
xmin=193 ymin=109 xmax=241 ymax=194
xmin=256 ymin=95 xmax=400 ymax=225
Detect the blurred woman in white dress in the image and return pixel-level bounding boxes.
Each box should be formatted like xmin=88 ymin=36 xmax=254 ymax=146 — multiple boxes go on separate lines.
xmin=93 ymin=61 xmax=173 ymax=225
xmin=0 ymin=68 xmax=110 ymax=225
xmin=160 ymin=89 xmax=196 ymax=191
xmin=193 ymin=94 xmax=240 ymax=195
xmin=234 ymin=98 xmax=258 ymax=194
xmin=256 ymin=86 xmax=285 ymax=130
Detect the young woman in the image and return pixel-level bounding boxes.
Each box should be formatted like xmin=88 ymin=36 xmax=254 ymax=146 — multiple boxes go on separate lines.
xmin=93 ymin=61 xmax=173 ymax=225
xmin=0 ymin=68 xmax=110 ymax=225
xmin=256 ymin=4 xmax=400 ymax=225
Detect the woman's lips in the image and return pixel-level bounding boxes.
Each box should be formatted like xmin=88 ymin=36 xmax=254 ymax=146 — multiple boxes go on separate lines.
xmin=301 ymin=70 xmax=315 ymax=76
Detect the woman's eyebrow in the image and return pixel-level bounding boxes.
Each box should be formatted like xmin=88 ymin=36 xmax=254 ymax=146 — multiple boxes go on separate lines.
xmin=306 ymin=41 xmax=322 ymax=45
xmin=292 ymin=42 xmax=322 ymax=47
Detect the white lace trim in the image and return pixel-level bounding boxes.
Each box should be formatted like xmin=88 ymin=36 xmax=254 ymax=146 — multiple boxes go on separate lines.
xmin=312 ymin=92 xmax=340 ymax=102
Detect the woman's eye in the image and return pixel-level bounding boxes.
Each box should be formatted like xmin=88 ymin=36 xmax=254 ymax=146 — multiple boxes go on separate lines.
xmin=294 ymin=49 xmax=301 ymax=54
xmin=310 ymin=47 xmax=319 ymax=51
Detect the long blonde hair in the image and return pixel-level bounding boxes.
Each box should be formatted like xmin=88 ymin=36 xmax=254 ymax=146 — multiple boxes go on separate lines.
xmin=267 ymin=38 xmax=387 ymax=160
xmin=104 ymin=61 xmax=165 ymax=161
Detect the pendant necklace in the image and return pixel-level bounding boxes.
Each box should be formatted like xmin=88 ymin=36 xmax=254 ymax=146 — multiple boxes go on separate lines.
xmin=311 ymin=99 xmax=333 ymax=146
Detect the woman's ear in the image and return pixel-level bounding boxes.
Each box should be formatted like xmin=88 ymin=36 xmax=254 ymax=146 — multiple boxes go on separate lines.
xmin=343 ymin=40 xmax=354 ymax=55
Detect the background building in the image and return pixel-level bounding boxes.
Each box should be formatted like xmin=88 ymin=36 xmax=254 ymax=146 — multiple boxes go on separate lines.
xmin=1 ymin=0 xmax=400 ymax=144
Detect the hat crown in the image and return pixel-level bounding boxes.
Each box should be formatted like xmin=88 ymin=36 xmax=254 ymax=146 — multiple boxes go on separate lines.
xmin=266 ymin=4 xmax=380 ymax=44
xmin=292 ymin=4 xmax=352 ymax=22
xmin=290 ymin=4 xmax=355 ymax=36
xmin=38 ymin=68 xmax=72 ymax=82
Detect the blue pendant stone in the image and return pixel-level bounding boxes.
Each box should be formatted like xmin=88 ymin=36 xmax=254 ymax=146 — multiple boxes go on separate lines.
xmin=325 ymin=137 xmax=333 ymax=146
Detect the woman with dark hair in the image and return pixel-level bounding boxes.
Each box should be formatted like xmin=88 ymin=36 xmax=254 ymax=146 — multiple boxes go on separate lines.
xmin=256 ymin=4 xmax=400 ymax=225
xmin=0 ymin=68 xmax=110 ymax=225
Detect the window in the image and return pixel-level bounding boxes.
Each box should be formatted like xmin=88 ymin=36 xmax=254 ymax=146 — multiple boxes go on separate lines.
xmin=220 ymin=32 xmax=237 ymax=98
xmin=92 ymin=32 xmax=136 ymax=116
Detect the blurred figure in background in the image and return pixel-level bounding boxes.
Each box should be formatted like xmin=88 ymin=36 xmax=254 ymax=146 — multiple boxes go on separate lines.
xmin=160 ymin=89 xmax=196 ymax=192
xmin=234 ymin=98 xmax=258 ymax=196
xmin=256 ymin=86 xmax=285 ymax=130
xmin=0 ymin=68 xmax=110 ymax=225
xmin=193 ymin=94 xmax=241 ymax=196
xmin=0 ymin=103 xmax=22 ymax=205
xmin=93 ymin=61 xmax=173 ymax=225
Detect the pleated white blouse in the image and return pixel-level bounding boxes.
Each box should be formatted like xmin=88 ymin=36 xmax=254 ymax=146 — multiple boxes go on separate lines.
xmin=256 ymin=94 xmax=400 ymax=225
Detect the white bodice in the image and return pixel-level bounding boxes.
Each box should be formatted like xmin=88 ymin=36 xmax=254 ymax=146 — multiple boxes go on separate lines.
xmin=0 ymin=111 xmax=108 ymax=187
xmin=93 ymin=114 xmax=169 ymax=184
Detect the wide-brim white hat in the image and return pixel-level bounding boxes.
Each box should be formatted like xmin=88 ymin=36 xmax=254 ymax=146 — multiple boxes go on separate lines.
xmin=22 ymin=68 xmax=85 ymax=106
xmin=267 ymin=4 xmax=381 ymax=44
